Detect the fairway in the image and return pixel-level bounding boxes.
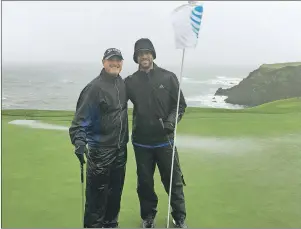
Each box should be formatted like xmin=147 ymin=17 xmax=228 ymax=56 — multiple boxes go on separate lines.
xmin=2 ymin=98 xmax=301 ymax=228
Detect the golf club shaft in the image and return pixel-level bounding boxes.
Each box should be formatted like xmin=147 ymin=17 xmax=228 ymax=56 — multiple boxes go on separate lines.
xmin=80 ymin=164 xmax=84 ymax=227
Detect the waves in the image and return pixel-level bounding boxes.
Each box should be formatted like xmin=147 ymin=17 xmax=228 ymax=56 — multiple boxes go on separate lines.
xmin=2 ymin=66 xmax=245 ymax=110
xmin=183 ymin=75 xmax=245 ymax=109
xmin=60 ymin=79 xmax=74 ymax=84
xmin=182 ymin=75 xmax=241 ymax=88
xmin=186 ymin=95 xmax=245 ymax=109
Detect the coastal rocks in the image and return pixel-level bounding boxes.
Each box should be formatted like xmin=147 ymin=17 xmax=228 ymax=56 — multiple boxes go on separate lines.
xmin=215 ymin=62 xmax=301 ymax=107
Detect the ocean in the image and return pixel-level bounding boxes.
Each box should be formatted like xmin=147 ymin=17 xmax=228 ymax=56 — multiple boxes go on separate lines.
xmin=2 ymin=62 xmax=255 ymax=111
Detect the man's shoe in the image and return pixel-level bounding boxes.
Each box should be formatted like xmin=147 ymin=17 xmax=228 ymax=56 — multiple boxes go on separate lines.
xmin=142 ymin=217 xmax=155 ymax=228
xmin=103 ymin=221 xmax=119 ymax=228
xmin=172 ymin=218 xmax=188 ymax=228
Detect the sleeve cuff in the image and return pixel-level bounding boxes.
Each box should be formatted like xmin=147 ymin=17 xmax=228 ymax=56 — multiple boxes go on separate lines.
xmin=75 ymin=140 xmax=86 ymax=146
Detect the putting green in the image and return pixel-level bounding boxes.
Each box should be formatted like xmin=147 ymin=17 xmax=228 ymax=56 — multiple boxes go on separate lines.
xmin=2 ymin=98 xmax=301 ymax=228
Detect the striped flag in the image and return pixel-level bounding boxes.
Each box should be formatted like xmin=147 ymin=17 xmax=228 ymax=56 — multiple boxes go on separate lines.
xmin=171 ymin=1 xmax=204 ymax=49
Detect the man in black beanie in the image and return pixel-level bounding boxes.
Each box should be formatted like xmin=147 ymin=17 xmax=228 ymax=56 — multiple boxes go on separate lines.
xmin=125 ymin=38 xmax=187 ymax=228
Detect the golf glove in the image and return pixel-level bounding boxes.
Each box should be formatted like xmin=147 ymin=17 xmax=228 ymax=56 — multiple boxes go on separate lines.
xmin=75 ymin=145 xmax=87 ymax=165
xmin=163 ymin=121 xmax=174 ymax=134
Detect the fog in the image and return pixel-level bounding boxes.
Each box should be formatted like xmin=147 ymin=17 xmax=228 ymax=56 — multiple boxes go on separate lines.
xmin=3 ymin=1 xmax=301 ymax=67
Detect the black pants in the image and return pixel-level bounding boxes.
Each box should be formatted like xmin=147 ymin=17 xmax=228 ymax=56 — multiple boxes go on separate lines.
xmin=133 ymin=144 xmax=186 ymax=221
xmin=84 ymin=146 xmax=127 ymax=228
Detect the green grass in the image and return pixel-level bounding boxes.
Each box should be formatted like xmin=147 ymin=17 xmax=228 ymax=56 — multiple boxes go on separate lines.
xmin=245 ymin=97 xmax=301 ymax=113
xmin=2 ymin=98 xmax=301 ymax=228
xmin=260 ymin=62 xmax=301 ymax=69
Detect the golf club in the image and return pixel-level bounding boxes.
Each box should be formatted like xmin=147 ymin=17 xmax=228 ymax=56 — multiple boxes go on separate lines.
xmin=80 ymin=163 xmax=84 ymax=227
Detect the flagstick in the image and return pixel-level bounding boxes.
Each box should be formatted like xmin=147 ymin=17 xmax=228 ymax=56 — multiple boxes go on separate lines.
xmin=166 ymin=48 xmax=186 ymax=228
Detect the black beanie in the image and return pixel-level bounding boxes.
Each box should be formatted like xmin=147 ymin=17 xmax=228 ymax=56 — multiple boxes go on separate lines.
xmin=133 ymin=38 xmax=156 ymax=63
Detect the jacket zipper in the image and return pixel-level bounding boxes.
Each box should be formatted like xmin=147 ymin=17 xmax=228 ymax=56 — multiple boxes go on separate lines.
xmin=115 ymin=81 xmax=122 ymax=149
xmin=147 ymin=73 xmax=152 ymax=113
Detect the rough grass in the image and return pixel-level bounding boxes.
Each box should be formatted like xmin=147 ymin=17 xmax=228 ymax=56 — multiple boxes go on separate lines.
xmin=245 ymin=97 xmax=301 ymax=113
xmin=260 ymin=62 xmax=301 ymax=69
xmin=2 ymin=98 xmax=301 ymax=228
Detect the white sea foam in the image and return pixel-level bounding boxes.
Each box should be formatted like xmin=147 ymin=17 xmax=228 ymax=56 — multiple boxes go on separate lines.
xmin=182 ymin=75 xmax=242 ymax=87
xmin=186 ymin=95 xmax=245 ymax=109
xmin=61 ymin=79 xmax=74 ymax=84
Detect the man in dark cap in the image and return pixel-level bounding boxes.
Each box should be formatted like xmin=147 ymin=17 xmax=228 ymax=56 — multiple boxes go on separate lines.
xmin=125 ymin=38 xmax=188 ymax=228
xmin=69 ymin=48 xmax=128 ymax=228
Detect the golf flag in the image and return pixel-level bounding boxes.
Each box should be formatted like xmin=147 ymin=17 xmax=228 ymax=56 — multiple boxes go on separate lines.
xmin=167 ymin=2 xmax=204 ymax=227
xmin=171 ymin=1 xmax=204 ymax=49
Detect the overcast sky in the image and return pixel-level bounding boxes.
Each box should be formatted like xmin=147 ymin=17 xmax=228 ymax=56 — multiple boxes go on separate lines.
xmin=2 ymin=1 xmax=301 ymax=67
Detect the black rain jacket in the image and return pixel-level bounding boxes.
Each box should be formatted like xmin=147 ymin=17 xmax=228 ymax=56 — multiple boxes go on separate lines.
xmin=69 ymin=68 xmax=129 ymax=149
xmin=125 ymin=63 xmax=187 ymax=145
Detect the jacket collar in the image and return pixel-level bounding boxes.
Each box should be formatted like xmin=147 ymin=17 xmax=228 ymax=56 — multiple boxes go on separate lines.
xmin=99 ymin=68 xmax=119 ymax=83
xmin=137 ymin=62 xmax=158 ymax=76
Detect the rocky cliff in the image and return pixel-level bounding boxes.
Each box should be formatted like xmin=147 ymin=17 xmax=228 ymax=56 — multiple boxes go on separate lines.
xmin=215 ymin=62 xmax=301 ymax=107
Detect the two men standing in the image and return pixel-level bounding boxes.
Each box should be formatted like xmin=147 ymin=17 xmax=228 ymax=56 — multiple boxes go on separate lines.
xmin=69 ymin=39 xmax=187 ymax=228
